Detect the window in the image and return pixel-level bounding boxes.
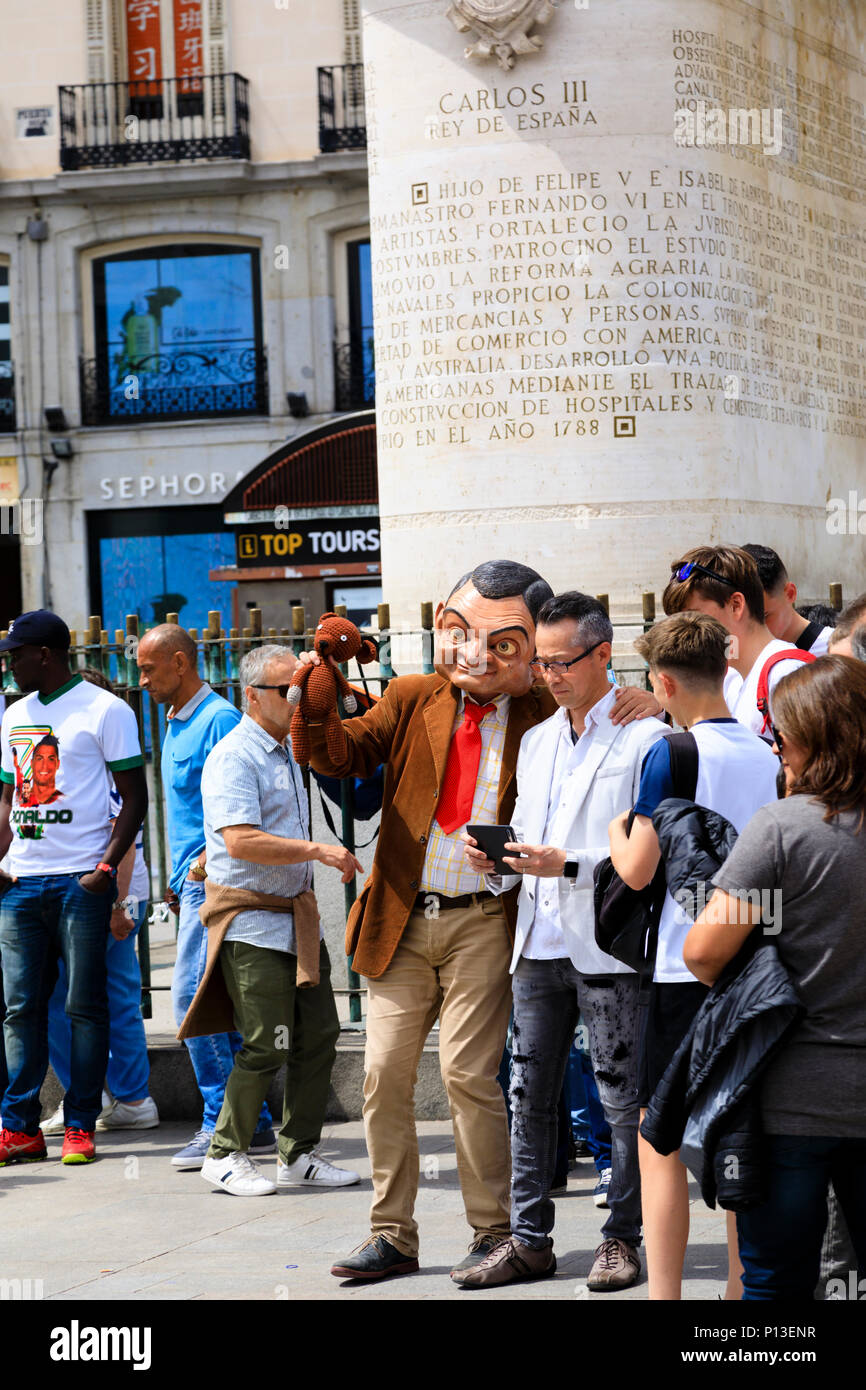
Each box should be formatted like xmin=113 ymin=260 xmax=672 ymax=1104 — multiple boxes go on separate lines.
xmin=343 ymin=0 xmax=362 ymax=63
xmin=87 ymin=243 xmax=266 ymax=423
xmin=0 ymin=264 xmax=14 ymax=432
xmin=86 ymin=0 xmax=228 ymax=87
xmin=335 ymin=239 xmax=374 ymax=411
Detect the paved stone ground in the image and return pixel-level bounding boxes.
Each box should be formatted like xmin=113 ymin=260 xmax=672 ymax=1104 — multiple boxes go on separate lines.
xmin=0 ymin=1121 xmax=730 ymax=1302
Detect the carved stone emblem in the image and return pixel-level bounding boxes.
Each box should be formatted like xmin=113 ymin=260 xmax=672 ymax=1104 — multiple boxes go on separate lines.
xmin=446 ymin=0 xmax=556 ymax=72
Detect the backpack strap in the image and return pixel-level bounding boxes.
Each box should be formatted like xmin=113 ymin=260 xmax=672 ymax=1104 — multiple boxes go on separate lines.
xmin=635 ymin=730 xmax=699 ymax=987
xmin=756 ymin=649 xmax=817 ymax=734
xmin=666 ymin=729 xmax=699 ymax=802
xmin=793 ymin=620 xmax=823 ymax=652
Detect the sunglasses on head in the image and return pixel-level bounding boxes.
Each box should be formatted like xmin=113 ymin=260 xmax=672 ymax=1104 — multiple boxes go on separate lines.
xmin=671 ymin=561 xmax=737 ymax=588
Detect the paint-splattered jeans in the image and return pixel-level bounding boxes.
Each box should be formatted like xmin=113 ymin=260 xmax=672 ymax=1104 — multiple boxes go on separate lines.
xmin=510 ymin=957 xmax=642 ymax=1249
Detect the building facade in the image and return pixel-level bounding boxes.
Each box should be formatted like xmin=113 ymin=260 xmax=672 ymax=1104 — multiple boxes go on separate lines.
xmin=0 ymin=0 xmax=376 ymax=635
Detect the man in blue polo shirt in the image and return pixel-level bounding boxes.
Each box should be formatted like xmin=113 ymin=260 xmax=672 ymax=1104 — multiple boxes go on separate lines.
xmin=137 ymin=624 xmax=274 ymax=1169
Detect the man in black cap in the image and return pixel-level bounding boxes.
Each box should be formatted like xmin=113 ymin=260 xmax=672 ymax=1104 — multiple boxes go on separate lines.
xmin=0 ymin=611 xmax=147 ymax=1166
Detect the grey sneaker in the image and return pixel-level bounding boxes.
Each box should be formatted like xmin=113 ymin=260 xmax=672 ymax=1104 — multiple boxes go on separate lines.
xmin=587 ymin=1238 xmax=641 ymax=1291
xmin=171 ymin=1129 xmax=212 ymax=1170
xmin=96 ymin=1097 xmax=159 ymax=1131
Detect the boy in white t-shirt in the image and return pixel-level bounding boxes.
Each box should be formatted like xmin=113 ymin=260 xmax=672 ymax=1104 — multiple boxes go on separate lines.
xmin=661 ymin=544 xmax=811 ymax=740
xmin=0 ymin=612 xmax=147 ymax=1167
xmin=741 ymin=544 xmax=833 ymax=655
xmin=608 ymin=612 xmax=779 ymax=1301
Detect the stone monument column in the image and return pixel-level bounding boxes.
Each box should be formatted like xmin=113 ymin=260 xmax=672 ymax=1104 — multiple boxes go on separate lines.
xmin=361 ymin=0 xmax=866 ymax=622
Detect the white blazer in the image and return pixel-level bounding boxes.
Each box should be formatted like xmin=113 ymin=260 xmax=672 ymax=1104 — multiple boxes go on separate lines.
xmin=489 ymin=692 xmax=670 ymax=975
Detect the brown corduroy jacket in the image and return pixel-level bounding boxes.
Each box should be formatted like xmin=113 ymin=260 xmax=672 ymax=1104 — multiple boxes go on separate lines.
xmin=307 ymin=673 xmax=556 ymax=979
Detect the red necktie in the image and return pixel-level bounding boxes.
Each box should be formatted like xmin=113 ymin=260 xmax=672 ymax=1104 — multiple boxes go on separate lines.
xmin=436 ymin=701 xmax=496 ymax=835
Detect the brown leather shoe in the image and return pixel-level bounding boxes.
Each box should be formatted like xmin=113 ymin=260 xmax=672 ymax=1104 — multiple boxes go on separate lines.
xmin=586 ymin=1238 xmax=641 ymax=1291
xmin=452 ymin=1236 xmax=556 ymax=1287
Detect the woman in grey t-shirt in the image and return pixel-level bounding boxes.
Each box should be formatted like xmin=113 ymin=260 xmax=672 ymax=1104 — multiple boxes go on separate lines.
xmin=683 ymin=655 xmax=866 ymax=1301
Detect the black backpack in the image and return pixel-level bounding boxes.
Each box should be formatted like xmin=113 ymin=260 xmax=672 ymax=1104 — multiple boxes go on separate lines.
xmin=592 ymin=732 xmax=698 ymax=974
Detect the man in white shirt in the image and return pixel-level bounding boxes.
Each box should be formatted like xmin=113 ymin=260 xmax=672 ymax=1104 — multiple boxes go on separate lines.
xmin=0 ymin=611 xmax=146 ymax=1167
xmin=662 ymin=545 xmax=812 ymax=740
xmin=456 ymin=592 xmax=669 ymax=1291
xmin=741 ymin=544 xmax=833 ymax=655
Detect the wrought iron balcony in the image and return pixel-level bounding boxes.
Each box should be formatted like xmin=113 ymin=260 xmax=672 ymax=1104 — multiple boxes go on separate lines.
xmin=0 ymin=363 xmax=16 ymax=433
xmin=58 ymin=74 xmax=250 ymax=171
xmin=318 ymin=64 xmax=366 ymax=153
xmin=79 ymin=345 xmax=268 ymax=426
xmin=334 ymin=330 xmax=375 ymax=412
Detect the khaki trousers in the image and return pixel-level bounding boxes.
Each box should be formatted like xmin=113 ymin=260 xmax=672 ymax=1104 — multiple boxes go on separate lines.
xmin=363 ymin=898 xmax=513 ymax=1257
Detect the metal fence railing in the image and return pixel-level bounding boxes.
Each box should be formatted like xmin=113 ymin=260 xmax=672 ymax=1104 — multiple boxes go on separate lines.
xmin=0 ymin=582 xmax=846 ymax=1026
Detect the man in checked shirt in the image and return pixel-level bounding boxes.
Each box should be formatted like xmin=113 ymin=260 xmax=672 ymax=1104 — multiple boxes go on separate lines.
xmin=298 ymin=561 xmax=660 ymax=1281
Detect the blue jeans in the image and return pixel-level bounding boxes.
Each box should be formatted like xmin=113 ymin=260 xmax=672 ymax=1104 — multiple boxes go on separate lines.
xmin=47 ymin=900 xmax=150 ymax=1103
xmin=0 ymin=949 xmax=7 ymax=1111
xmin=171 ymin=879 xmax=272 ymax=1133
xmin=510 ymin=958 xmax=643 ymax=1249
xmin=566 ymin=1041 xmax=612 ymax=1173
xmin=737 ymin=1135 xmax=866 ymax=1300
xmin=0 ymin=874 xmax=114 ymax=1132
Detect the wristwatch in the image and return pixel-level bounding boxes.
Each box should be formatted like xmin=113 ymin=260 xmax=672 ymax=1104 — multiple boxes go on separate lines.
xmin=563 ymin=860 xmax=579 ymax=880
xmin=189 ymin=860 xmax=207 ymax=881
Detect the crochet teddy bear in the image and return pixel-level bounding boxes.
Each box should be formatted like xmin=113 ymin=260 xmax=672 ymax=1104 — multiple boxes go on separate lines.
xmin=287 ymin=612 xmax=378 ymax=764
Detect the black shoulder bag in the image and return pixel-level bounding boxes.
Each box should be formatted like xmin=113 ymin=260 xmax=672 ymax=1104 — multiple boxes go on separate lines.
xmin=592 ymin=731 xmax=698 ymax=974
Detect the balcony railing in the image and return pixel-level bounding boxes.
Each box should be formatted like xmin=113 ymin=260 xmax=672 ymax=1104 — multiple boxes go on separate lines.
xmin=0 ymin=363 xmax=16 ymax=432
xmin=58 ymin=73 xmax=250 ymax=171
xmin=318 ymin=64 xmax=366 ymax=153
xmin=334 ymin=331 xmax=375 ymax=411
xmin=80 ymin=345 xmax=268 ymax=426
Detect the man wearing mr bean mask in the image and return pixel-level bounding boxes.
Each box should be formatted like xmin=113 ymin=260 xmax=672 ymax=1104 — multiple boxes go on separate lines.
xmin=299 ymin=560 xmax=659 ymax=1282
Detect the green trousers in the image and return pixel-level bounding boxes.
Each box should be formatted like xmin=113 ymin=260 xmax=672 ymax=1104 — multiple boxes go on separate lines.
xmin=209 ymin=939 xmax=340 ymax=1164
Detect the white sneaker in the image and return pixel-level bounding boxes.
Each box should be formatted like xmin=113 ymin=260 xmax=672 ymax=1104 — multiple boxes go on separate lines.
xmin=201 ymin=1151 xmax=277 ymax=1197
xmin=96 ymin=1096 xmax=160 ymax=1130
xmin=41 ymin=1102 xmax=67 ymax=1136
xmin=277 ymin=1148 xmax=361 ymax=1188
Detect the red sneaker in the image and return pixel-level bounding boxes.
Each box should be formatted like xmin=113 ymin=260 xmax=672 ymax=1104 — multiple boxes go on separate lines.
xmin=61 ymin=1127 xmax=96 ymax=1164
xmin=0 ymin=1127 xmax=48 ymax=1166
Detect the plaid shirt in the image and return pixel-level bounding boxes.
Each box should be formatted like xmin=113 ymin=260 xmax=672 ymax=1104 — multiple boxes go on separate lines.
xmin=419 ymin=692 xmax=510 ymax=896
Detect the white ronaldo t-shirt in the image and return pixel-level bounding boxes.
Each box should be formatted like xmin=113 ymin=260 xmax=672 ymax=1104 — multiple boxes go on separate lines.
xmin=1 ymin=675 xmax=143 ymax=876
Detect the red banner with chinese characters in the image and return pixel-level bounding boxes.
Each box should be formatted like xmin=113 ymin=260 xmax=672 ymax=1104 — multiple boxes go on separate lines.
xmin=173 ymin=0 xmax=204 ymax=97
xmin=126 ymin=0 xmax=163 ymax=96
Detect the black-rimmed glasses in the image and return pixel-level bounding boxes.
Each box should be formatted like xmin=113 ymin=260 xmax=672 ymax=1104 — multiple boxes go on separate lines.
xmin=530 ymin=640 xmax=604 ymax=675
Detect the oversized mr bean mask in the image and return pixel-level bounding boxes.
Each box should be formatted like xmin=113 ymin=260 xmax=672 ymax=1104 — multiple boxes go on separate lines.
xmin=434 ymin=580 xmax=541 ymax=701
